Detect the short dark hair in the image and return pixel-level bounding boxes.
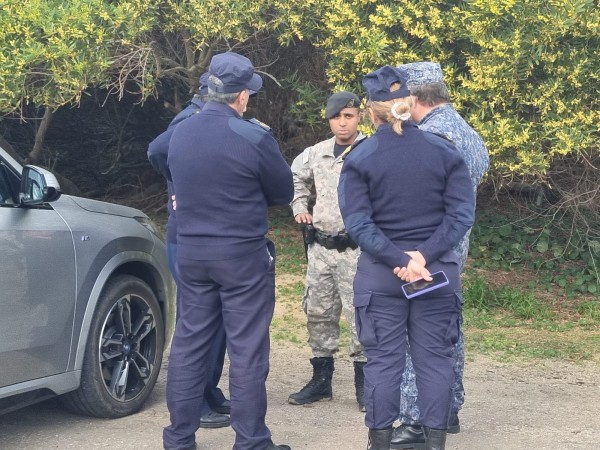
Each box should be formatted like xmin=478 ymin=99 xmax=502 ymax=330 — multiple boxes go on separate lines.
xmin=409 ymin=82 xmax=450 ymax=107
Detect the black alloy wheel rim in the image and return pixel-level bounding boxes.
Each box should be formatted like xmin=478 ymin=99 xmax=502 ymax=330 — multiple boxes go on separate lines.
xmin=98 ymin=294 xmax=158 ymax=402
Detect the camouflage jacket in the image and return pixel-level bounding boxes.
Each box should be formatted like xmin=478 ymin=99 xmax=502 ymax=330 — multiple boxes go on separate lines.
xmin=419 ymin=103 xmax=489 ymax=266
xmin=419 ymin=103 xmax=489 ymax=193
xmin=291 ymin=134 xmax=364 ymax=233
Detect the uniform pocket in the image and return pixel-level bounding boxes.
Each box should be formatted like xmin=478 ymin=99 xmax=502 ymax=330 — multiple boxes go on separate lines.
xmin=444 ymin=291 xmax=463 ymax=345
xmin=354 ymin=292 xmax=378 ymax=346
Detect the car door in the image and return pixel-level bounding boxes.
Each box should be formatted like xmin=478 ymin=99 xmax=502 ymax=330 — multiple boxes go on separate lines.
xmin=0 ymin=158 xmax=76 ymax=387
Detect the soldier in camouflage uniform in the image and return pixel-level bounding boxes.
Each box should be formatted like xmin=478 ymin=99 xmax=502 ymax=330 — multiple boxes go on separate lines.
xmin=390 ymin=62 xmax=489 ymax=449
xmin=288 ymin=92 xmax=367 ymax=411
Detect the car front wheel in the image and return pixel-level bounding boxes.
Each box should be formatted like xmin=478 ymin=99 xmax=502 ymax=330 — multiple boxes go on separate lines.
xmin=61 ymin=275 xmax=165 ymax=418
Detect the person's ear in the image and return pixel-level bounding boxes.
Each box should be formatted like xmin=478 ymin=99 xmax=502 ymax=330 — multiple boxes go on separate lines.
xmin=236 ymin=90 xmax=249 ymax=112
xmin=410 ymin=94 xmax=418 ymax=108
xmin=367 ymin=106 xmax=376 ymax=124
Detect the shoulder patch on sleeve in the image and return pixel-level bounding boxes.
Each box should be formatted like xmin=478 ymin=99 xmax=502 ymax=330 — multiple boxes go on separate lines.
xmin=246 ymin=118 xmax=272 ymax=133
xmin=230 ymin=117 xmax=272 ymax=145
xmin=291 ymin=147 xmax=312 ymax=171
xmin=300 ymin=147 xmax=312 ymax=164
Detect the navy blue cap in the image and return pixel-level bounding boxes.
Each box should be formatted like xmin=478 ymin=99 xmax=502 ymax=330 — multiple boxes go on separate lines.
xmin=398 ymin=62 xmax=444 ymax=86
xmin=199 ymin=72 xmax=209 ymax=96
xmin=362 ymin=66 xmax=411 ymax=101
xmin=208 ymin=52 xmax=263 ymax=94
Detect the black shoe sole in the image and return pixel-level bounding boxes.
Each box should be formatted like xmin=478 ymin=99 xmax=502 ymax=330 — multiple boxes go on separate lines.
xmin=199 ymin=420 xmax=231 ymax=429
xmin=448 ymin=424 xmax=460 ymax=434
xmin=390 ymin=443 xmax=425 ymax=450
xmin=287 ymin=395 xmax=333 ymax=405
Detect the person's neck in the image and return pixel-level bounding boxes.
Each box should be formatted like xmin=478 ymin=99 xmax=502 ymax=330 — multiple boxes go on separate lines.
xmin=414 ymin=102 xmax=447 ymax=123
xmin=336 ymin=132 xmax=359 ymax=146
xmin=227 ymin=102 xmax=244 ymax=116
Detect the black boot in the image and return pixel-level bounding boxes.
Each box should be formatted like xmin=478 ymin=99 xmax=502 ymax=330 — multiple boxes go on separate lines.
xmin=367 ymin=427 xmax=392 ymax=450
xmin=353 ymin=361 xmax=366 ymax=412
xmin=198 ymin=410 xmax=231 ymax=429
xmin=447 ymin=413 xmax=460 ymax=434
xmin=390 ymin=424 xmax=425 ymax=449
xmin=288 ymin=357 xmax=334 ymax=405
xmin=423 ymin=427 xmax=447 ymax=450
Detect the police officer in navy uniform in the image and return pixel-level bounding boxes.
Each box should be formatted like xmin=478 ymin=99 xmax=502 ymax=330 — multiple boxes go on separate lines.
xmin=163 ymin=52 xmax=294 ymax=450
xmin=147 ymin=73 xmax=232 ymax=429
xmin=337 ymin=66 xmax=475 ymax=450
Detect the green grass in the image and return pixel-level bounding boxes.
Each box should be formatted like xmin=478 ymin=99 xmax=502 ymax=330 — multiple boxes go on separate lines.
xmin=462 ymin=271 xmax=600 ymax=362
xmin=465 ymin=328 xmax=599 ymax=362
xmin=269 ymin=210 xmax=307 ymax=276
xmin=268 ymin=207 xmax=600 ymax=363
xmin=269 ymin=208 xmax=356 ymax=348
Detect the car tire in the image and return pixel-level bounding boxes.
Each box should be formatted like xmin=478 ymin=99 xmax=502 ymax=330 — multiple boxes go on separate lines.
xmin=61 ymin=275 xmax=165 ymax=418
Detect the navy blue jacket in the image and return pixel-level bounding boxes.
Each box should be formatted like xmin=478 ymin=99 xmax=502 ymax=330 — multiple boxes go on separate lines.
xmin=338 ymin=122 xmax=475 ymax=270
xmin=168 ymin=101 xmax=293 ymax=260
xmin=147 ymin=97 xmax=204 ymax=244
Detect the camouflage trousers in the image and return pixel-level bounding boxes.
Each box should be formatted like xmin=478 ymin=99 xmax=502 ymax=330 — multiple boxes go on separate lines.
xmin=399 ymin=316 xmax=465 ymax=425
xmin=302 ymin=243 xmax=365 ymax=362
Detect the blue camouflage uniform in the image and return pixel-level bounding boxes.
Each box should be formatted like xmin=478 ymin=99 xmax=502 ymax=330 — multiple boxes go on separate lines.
xmin=397 ymin=62 xmax=489 ymax=428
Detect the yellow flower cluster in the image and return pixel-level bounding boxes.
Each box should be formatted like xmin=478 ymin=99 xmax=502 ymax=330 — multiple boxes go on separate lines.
xmin=316 ymin=0 xmax=600 ymax=181
xmin=0 ymin=0 xmax=598 ymax=186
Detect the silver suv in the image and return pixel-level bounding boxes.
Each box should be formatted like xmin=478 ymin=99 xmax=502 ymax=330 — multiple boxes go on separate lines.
xmin=0 ymin=145 xmax=174 ymax=418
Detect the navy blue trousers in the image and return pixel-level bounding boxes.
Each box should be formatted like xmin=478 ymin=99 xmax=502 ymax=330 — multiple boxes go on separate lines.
xmin=353 ymin=252 xmax=462 ymax=430
xmin=163 ymin=242 xmax=276 ymax=450
xmin=167 ymin=243 xmax=227 ymax=415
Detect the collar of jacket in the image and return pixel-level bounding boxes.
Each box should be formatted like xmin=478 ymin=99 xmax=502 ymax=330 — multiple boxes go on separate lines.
xmin=202 ymin=101 xmax=242 ymax=118
xmin=419 ymin=103 xmax=454 ymax=126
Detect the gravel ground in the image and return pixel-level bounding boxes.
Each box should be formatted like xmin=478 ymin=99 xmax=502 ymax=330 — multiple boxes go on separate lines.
xmin=0 ymin=345 xmax=599 ymax=450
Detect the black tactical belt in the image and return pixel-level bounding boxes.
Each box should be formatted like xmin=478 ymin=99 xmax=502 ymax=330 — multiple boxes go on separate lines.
xmin=313 ymin=229 xmax=358 ymax=252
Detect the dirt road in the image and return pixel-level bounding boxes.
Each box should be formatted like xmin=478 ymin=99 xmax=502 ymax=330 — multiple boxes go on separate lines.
xmin=0 ymin=345 xmax=598 ymax=450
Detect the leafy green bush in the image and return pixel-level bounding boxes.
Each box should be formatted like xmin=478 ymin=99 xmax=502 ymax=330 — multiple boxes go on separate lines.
xmin=470 ymin=210 xmax=600 ymax=296
xmin=0 ymin=0 xmax=155 ymax=111
xmin=3 ymin=1 xmax=599 ymax=185
xmin=316 ymin=0 xmax=600 ymax=181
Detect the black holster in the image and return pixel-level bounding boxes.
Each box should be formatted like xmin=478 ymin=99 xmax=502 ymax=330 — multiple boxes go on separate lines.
xmin=303 ymin=224 xmax=316 ymax=245
xmin=302 ymin=224 xmax=316 ymax=261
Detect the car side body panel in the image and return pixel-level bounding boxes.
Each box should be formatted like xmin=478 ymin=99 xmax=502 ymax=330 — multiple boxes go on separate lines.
xmin=0 ymin=146 xmax=175 ymax=415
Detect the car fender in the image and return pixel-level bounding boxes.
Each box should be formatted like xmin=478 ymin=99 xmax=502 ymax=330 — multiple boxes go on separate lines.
xmin=70 ymin=250 xmax=175 ymax=372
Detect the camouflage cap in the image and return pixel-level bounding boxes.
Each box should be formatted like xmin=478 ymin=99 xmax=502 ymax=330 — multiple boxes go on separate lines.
xmin=398 ymin=62 xmax=445 ymax=87
xmin=325 ymin=91 xmax=361 ymax=119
